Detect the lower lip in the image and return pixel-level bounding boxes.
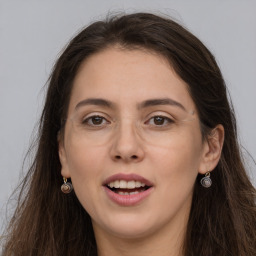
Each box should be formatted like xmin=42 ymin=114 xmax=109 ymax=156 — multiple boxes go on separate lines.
xmin=103 ymin=186 xmax=153 ymax=206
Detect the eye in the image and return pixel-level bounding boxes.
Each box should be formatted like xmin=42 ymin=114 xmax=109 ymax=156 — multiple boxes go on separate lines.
xmin=146 ymin=115 xmax=174 ymax=126
xmin=82 ymin=115 xmax=109 ymax=127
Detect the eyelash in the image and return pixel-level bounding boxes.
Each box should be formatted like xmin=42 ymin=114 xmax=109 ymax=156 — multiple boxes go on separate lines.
xmin=82 ymin=115 xmax=109 ymax=127
xmin=81 ymin=115 xmax=174 ymax=128
xmin=146 ymin=115 xmax=174 ymax=127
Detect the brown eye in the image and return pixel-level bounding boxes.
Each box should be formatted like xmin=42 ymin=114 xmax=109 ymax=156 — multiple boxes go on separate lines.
xmin=146 ymin=115 xmax=174 ymax=126
xmin=154 ymin=116 xmax=165 ymax=125
xmin=82 ymin=115 xmax=109 ymax=127
xmin=91 ymin=116 xmax=104 ymax=125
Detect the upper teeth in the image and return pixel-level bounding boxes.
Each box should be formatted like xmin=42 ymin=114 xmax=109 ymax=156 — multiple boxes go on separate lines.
xmin=108 ymin=180 xmax=146 ymax=189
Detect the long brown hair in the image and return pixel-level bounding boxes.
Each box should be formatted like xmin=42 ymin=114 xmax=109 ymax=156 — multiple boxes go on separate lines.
xmin=1 ymin=13 xmax=256 ymax=256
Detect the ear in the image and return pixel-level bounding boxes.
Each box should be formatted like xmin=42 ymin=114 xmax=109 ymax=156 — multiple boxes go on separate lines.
xmin=58 ymin=132 xmax=71 ymax=178
xmin=198 ymin=124 xmax=225 ymax=174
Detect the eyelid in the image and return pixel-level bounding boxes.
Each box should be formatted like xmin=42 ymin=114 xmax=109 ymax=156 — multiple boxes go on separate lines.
xmin=81 ymin=112 xmax=111 ymax=127
xmin=144 ymin=112 xmax=175 ymax=127
xmin=147 ymin=116 xmax=173 ymax=123
xmin=81 ymin=111 xmax=111 ymax=121
xmin=83 ymin=115 xmax=107 ymax=122
xmin=79 ymin=111 xmax=174 ymax=126
xmin=145 ymin=111 xmax=174 ymax=121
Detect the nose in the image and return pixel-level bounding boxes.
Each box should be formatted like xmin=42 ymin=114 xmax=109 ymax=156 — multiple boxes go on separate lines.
xmin=110 ymin=122 xmax=145 ymax=163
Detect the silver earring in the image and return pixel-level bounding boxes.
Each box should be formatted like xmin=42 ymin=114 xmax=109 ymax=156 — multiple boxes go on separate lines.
xmin=200 ymin=172 xmax=212 ymax=188
xmin=61 ymin=177 xmax=73 ymax=193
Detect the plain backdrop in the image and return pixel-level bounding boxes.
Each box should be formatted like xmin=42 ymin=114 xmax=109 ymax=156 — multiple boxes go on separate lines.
xmin=0 ymin=0 xmax=255 ymax=232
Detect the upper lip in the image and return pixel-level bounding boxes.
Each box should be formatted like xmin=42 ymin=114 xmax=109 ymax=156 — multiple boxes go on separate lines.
xmin=103 ymin=173 xmax=153 ymax=187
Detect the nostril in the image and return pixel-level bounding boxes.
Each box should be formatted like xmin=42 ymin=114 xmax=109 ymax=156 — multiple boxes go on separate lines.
xmin=114 ymin=155 xmax=138 ymax=160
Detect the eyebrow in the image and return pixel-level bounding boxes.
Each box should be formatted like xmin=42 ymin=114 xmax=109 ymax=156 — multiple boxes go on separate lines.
xmin=75 ymin=98 xmax=114 ymax=110
xmin=75 ymin=97 xmax=186 ymax=111
xmin=138 ymin=98 xmax=186 ymax=111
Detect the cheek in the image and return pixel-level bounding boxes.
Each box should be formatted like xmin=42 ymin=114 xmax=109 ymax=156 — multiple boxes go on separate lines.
xmin=64 ymin=139 xmax=107 ymax=213
xmin=149 ymin=130 xmax=203 ymax=182
xmin=65 ymin=131 xmax=105 ymax=171
xmin=64 ymin=135 xmax=107 ymax=194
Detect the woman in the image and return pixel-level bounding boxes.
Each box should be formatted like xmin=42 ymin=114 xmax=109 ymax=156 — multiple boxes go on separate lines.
xmin=1 ymin=12 xmax=256 ymax=256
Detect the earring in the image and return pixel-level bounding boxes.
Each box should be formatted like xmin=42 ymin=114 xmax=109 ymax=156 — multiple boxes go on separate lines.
xmin=200 ymin=172 xmax=212 ymax=188
xmin=61 ymin=177 xmax=73 ymax=194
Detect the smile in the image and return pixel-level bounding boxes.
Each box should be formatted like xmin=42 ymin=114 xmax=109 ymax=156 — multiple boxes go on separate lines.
xmin=103 ymin=174 xmax=154 ymax=206
xmin=107 ymin=180 xmax=149 ymax=195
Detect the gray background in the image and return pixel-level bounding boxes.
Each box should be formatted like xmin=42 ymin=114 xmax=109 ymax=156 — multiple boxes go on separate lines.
xmin=1 ymin=0 xmax=256 ymax=232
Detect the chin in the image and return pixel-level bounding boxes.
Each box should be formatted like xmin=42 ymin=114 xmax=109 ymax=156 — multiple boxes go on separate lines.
xmin=93 ymin=212 xmax=163 ymax=240
xmin=106 ymin=225 xmax=155 ymax=240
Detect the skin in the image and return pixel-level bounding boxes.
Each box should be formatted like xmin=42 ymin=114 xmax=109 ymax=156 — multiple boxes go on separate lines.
xmin=59 ymin=47 xmax=224 ymax=256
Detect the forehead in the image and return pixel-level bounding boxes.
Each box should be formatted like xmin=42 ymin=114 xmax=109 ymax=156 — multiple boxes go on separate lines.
xmin=68 ymin=47 xmax=195 ymax=113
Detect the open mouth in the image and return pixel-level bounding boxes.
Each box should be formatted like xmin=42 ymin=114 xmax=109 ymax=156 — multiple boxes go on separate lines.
xmin=105 ymin=180 xmax=151 ymax=195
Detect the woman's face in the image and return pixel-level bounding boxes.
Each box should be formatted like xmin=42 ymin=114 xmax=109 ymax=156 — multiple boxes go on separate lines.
xmin=59 ymin=47 xmax=209 ymax=240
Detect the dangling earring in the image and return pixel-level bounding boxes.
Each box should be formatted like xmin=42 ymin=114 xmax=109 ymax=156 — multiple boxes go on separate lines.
xmin=200 ymin=172 xmax=212 ymax=188
xmin=61 ymin=177 xmax=73 ymax=193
